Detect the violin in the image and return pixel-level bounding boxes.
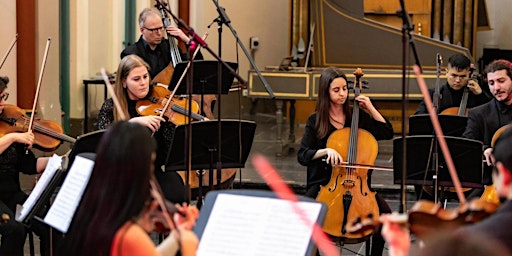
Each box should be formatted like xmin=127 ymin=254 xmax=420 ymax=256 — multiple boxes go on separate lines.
xmin=136 ymin=85 xmax=207 ymax=125
xmin=0 ymin=104 xmax=76 ymax=151
xmin=148 ymin=178 xmax=199 ymax=235
xmin=347 ymin=198 xmax=498 ymax=238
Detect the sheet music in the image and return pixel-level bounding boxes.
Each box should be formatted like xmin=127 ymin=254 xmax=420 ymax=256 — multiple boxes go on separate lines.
xmin=43 ymin=156 xmax=94 ymax=233
xmin=197 ymin=194 xmax=322 ymax=256
xmin=16 ymin=154 xmax=62 ymax=222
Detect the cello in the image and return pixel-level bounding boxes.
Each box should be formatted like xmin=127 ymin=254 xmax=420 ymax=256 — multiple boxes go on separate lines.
xmin=316 ymin=68 xmax=380 ymax=242
xmin=441 ymin=64 xmax=476 ymax=116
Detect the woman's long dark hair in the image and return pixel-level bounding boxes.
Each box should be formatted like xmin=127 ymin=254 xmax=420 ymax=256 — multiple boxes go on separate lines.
xmin=60 ymin=121 xmax=156 ymax=255
xmin=315 ymin=67 xmax=350 ymax=139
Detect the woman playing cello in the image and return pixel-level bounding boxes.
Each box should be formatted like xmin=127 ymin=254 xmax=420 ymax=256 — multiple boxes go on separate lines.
xmin=297 ymin=67 xmax=393 ymax=255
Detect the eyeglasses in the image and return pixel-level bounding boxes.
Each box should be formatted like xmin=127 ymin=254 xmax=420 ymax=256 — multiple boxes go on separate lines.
xmin=0 ymin=93 xmax=9 ymax=101
xmin=144 ymin=26 xmax=164 ymax=33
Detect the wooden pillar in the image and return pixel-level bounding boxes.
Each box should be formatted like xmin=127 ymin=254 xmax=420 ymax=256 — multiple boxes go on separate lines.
xmin=178 ymin=0 xmax=190 ymax=51
xmin=453 ymin=0 xmax=464 ymax=45
xmin=433 ymin=0 xmax=442 ymax=39
xmin=443 ymin=0 xmax=453 ymax=43
xmin=463 ymin=0 xmax=474 ymax=50
xmin=16 ymin=0 xmax=36 ymax=109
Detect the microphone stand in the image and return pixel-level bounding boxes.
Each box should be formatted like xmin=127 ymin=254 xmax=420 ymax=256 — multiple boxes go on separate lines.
xmin=212 ymin=0 xmax=275 ymax=99
xmin=154 ymin=0 xmax=247 ymax=203
xmin=431 ymin=53 xmax=443 ymax=203
xmin=398 ymin=0 xmax=422 ymax=213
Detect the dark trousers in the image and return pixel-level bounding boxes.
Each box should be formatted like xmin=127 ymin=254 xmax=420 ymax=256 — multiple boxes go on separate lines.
xmin=0 ymin=191 xmax=56 ymax=256
xmin=0 ymin=198 xmax=25 ymax=256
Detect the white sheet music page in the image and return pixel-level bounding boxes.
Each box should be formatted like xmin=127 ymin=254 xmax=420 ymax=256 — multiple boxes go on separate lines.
xmin=43 ymin=156 xmax=94 ymax=233
xmin=15 ymin=154 xmax=62 ymax=222
xmin=197 ymin=194 xmax=322 ymax=256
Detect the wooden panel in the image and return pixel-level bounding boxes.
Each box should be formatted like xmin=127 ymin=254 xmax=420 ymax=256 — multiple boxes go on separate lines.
xmin=16 ymin=0 xmax=36 ymax=109
xmin=364 ymin=0 xmax=432 ymax=36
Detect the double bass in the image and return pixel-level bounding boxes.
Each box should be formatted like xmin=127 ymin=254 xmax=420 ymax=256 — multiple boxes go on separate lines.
xmin=316 ymin=68 xmax=379 ymax=242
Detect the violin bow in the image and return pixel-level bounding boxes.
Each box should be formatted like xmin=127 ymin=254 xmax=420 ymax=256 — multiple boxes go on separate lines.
xmin=100 ymin=68 xmax=180 ymax=234
xmin=0 ymin=34 xmax=18 ymax=71
xmin=158 ymin=32 xmax=209 ymax=119
xmin=100 ymin=68 xmax=126 ymax=121
xmin=413 ymin=65 xmax=466 ymax=204
xmin=27 ymin=37 xmax=51 ymax=149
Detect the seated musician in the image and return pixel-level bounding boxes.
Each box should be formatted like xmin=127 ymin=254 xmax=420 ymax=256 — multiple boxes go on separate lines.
xmin=121 ymin=7 xmax=203 ymax=84
xmin=463 ymin=59 xmax=512 ymax=198
xmin=97 ymin=55 xmax=186 ymax=204
xmin=382 ymin=125 xmax=512 ymax=255
xmin=297 ymin=67 xmax=394 ymax=255
xmin=414 ymin=53 xmax=492 ymax=115
xmin=0 ymin=76 xmax=56 ymax=256
xmin=414 ymin=54 xmax=492 ymax=201
xmin=59 ymin=121 xmax=199 ymax=256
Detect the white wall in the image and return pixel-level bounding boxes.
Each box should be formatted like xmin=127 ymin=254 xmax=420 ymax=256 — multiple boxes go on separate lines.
xmin=190 ymin=0 xmax=291 ymax=81
xmin=5 ymin=1 xmax=511 ymax=125
xmin=476 ymin=1 xmax=512 ymax=66
xmin=0 ymin=1 xmax=18 ymax=105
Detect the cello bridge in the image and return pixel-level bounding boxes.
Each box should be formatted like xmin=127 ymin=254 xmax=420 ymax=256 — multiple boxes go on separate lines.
xmin=342 ymin=179 xmax=355 ymax=188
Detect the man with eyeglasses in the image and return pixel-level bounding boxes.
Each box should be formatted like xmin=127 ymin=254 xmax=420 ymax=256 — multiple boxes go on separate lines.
xmin=415 ymin=53 xmax=492 ymax=115
xmin=121 ymin=8 xmax=202 ymax=79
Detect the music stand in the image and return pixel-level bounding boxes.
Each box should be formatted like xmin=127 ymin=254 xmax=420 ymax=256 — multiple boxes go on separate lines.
xmin=194 ymin=190 xmax=327 ymax=256
xmin=393 ymin=135 xmax=483 ymax=189
xmin=169 ymin=60 xmax=238 ymax=94
xmin=166 ymin=120 xmax=256 ymax=171
xmin=67 ymin=129 xmax=104 ymax=170
xmin=409 ymin=114 xmax=468 ymax=137
xmin=165 ymin=120 xmax=256 ymax=206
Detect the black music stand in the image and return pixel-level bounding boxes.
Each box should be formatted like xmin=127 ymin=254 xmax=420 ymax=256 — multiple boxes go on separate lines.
xmin=165 ymin=120 xmax=256 ymax=207
xmin=169 ymin=60 xmax=238 ymax=94
xmin=67 ymin=130 xmax=104 ymax=170
xmin=393 ymin=136 xmax=483 ymax=196
xmin=409 ymin=114 xmax=468 ymax=137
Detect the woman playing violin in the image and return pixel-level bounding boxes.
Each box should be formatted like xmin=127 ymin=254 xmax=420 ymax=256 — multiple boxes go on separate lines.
xmin=60 ymin=121 xmax=199 ymax=256
xmin=297 ymin=67 xmax=393 ymax=255
xmin=97 ymin=54 xmax=186 ymax=204
xmin=382 ymin=125 xmax=512 ymax=255
xmin=0 ymin=76 xmax=54 ymax=256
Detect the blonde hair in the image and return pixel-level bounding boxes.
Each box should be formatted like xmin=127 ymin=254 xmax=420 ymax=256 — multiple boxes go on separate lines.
xmin=114 ymin=55 xmax=150 ymax=121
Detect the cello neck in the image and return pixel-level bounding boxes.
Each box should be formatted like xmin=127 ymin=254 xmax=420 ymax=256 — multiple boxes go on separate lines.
xmin=457 ymin=86 xmax=469 ymax=116
xmin=347 ymin=68 xmax=364 ymax=164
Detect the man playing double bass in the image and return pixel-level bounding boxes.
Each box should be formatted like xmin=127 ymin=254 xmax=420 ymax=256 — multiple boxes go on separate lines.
xmin=463 ymin=59 xmax=512 ymax=196
xmin=121 ymin=7 xmax=203 ymax=80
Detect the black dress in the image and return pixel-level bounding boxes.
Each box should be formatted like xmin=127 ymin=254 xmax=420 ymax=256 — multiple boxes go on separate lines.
xmin=97 ymin=95 xmax=187 ymax=204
